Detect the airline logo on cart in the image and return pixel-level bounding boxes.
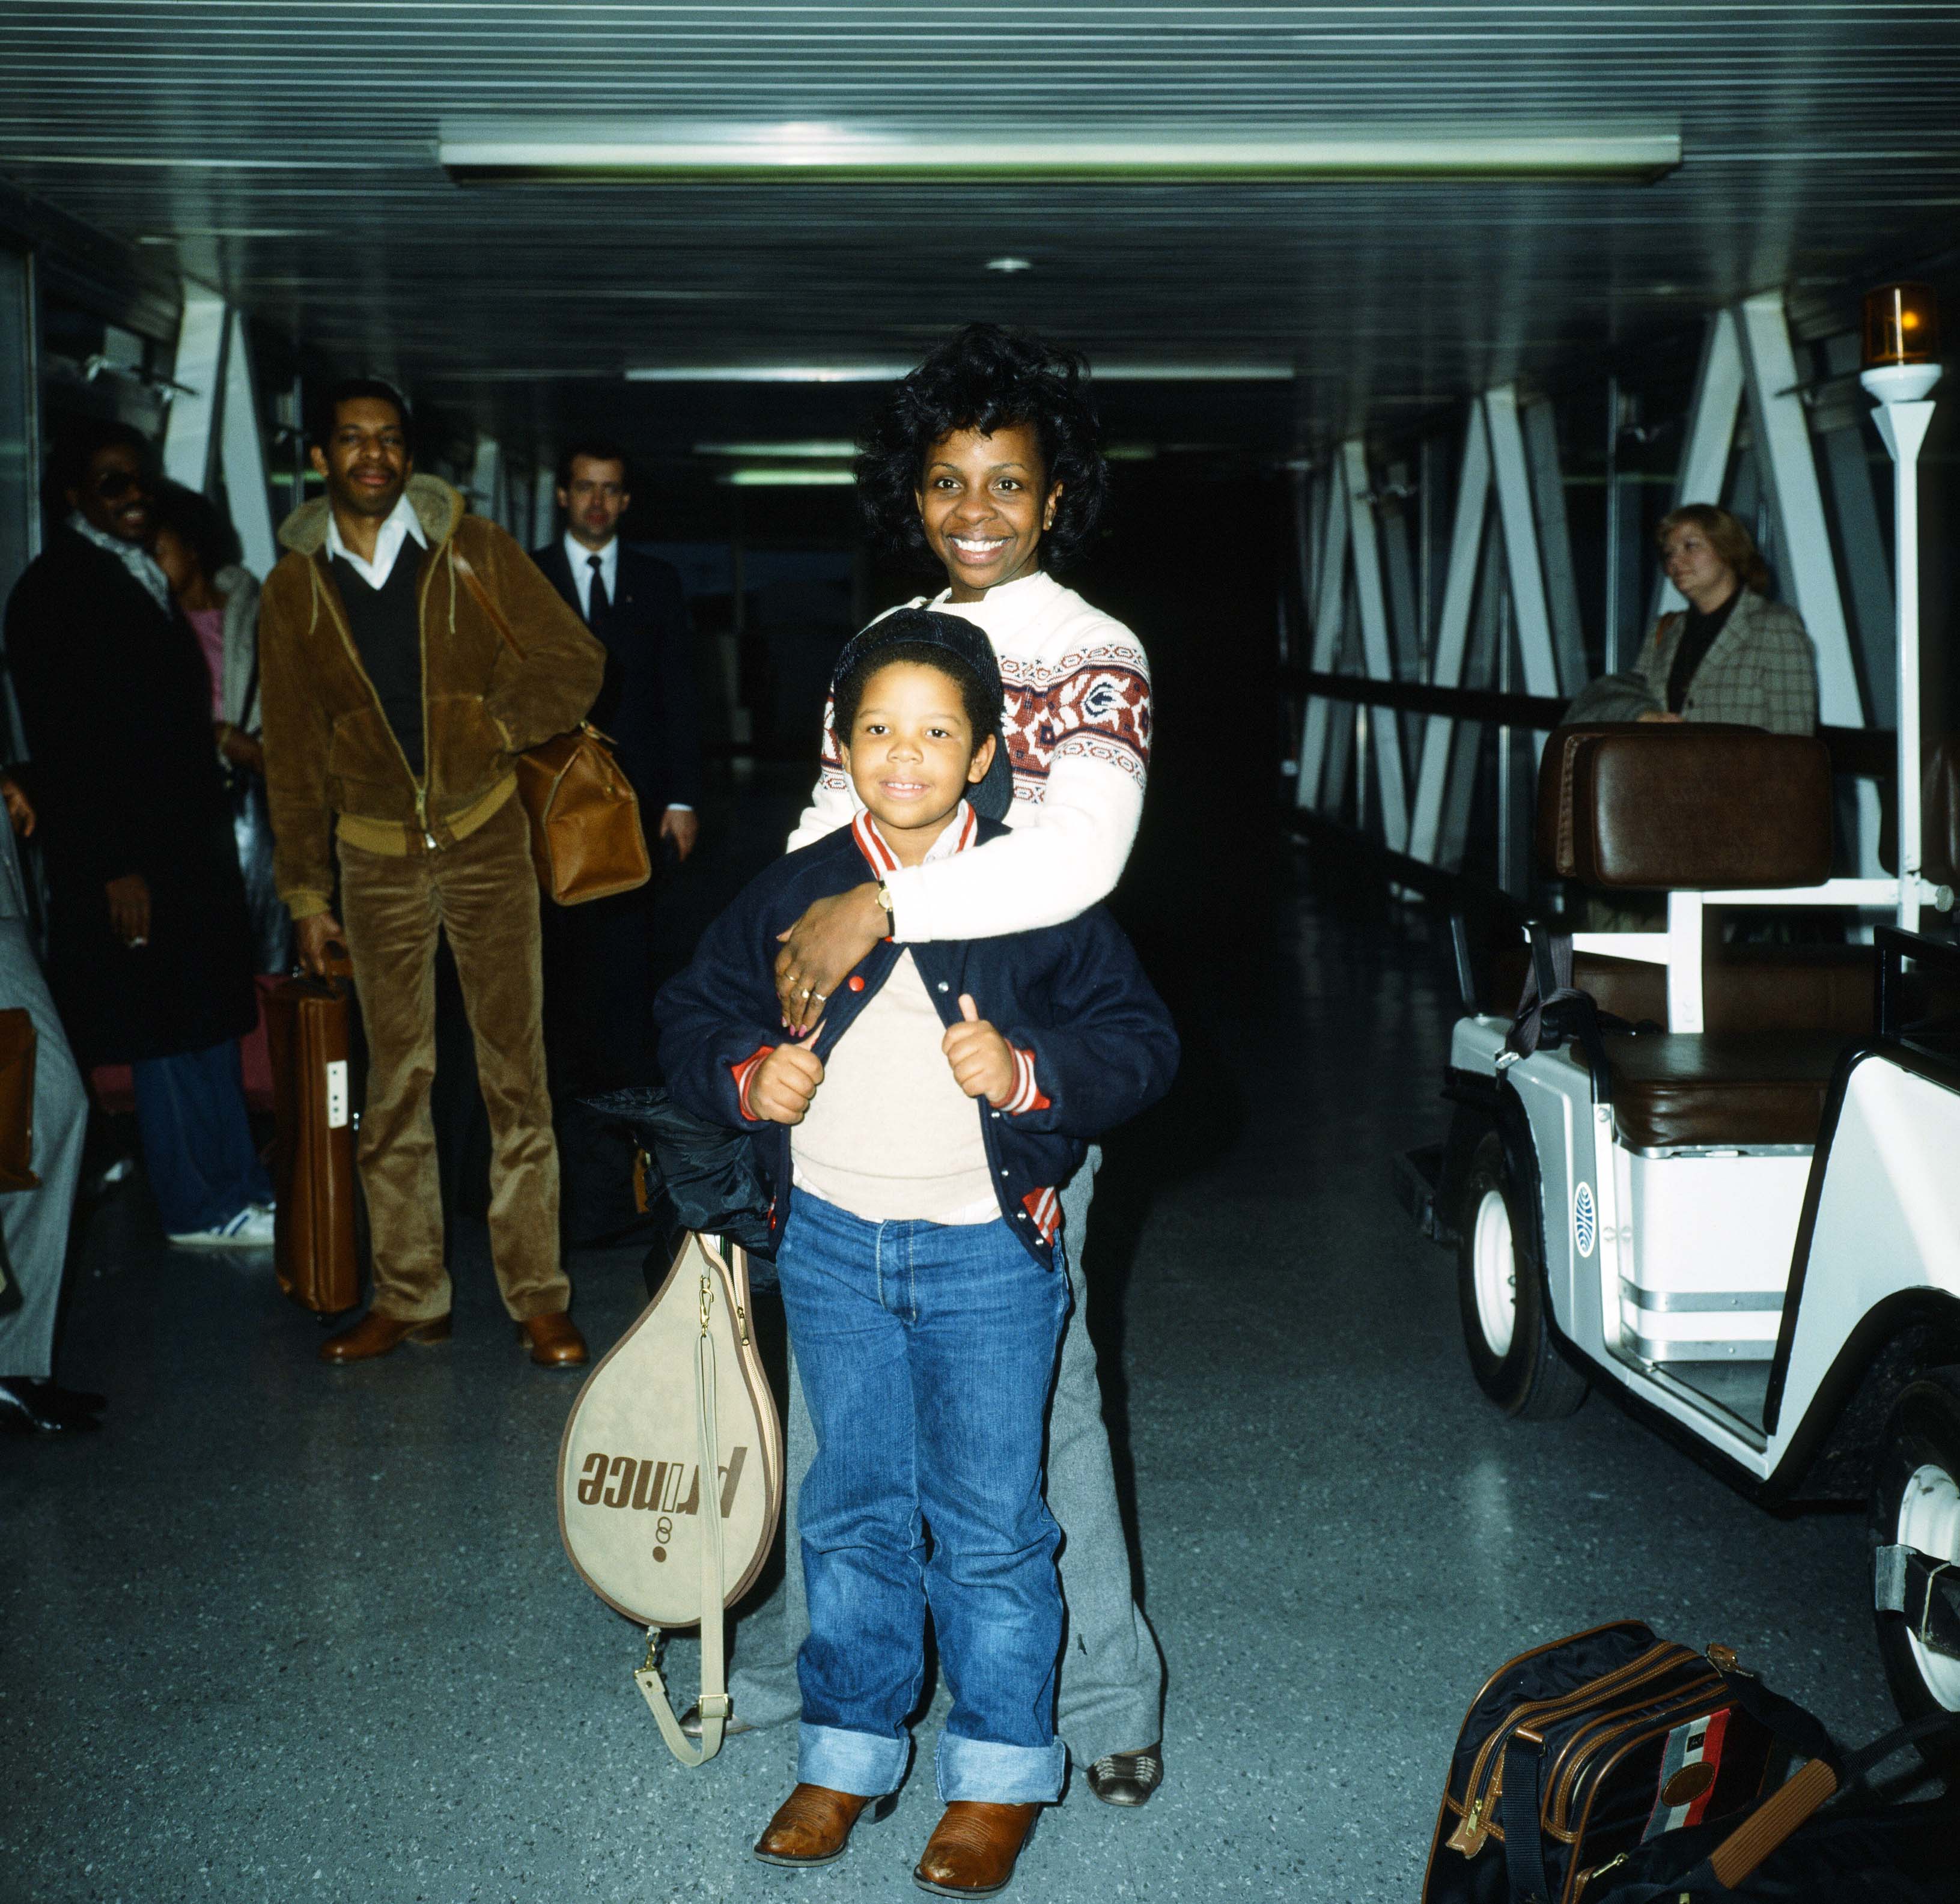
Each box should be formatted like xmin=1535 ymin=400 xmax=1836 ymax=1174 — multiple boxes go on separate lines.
xmin=575 ymin=1447 xmax=748 ymax=1521
xmin=1572 ymin=1181 xmax=1597 ymax=1258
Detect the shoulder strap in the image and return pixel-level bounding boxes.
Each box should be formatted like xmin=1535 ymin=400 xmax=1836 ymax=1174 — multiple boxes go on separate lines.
xmin=1500 ymin=1734 xmax=1554 ymax=1903
xmin=448 ymin=544 xmax=526 ymax=663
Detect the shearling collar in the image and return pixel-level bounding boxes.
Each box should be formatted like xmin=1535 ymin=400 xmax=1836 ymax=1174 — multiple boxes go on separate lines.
xmin=276 ymin=472 xmax=463 ymax=558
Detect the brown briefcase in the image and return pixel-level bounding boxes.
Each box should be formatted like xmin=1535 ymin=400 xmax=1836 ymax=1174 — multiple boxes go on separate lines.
xmin=264 ymin=974 xmax=362 ymax=1315
xmin=0 ymin=1006 xmax=40 ymax=1193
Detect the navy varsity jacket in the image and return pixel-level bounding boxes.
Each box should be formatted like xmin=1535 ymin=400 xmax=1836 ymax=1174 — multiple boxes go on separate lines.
xmin=655 ymin=805 xmax=1178 ymax=1269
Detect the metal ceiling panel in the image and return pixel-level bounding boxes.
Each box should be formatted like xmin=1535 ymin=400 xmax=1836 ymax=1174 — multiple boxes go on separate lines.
xmin=2 ymin=3 xmax=1958 ymax=447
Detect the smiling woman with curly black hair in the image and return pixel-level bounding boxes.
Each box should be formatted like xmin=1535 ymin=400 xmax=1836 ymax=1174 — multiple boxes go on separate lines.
xmin=777 ymin=323 xmax=1149 ymax=999
xmin=854 ymin=323 xmax=1111 ymax=583
xmin=720 ymin=323 xmax=1170 ymax=1837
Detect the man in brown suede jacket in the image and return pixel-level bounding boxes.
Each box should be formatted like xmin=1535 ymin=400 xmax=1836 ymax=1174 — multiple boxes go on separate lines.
xmin=259 ymin=380 xmax=606 ymax=1368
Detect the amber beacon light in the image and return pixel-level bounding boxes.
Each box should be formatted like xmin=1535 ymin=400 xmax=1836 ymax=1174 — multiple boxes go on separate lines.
xmin=1861 ymin=282 xmax=1941 ymax=403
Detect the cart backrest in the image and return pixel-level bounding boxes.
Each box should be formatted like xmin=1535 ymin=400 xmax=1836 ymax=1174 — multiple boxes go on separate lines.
xmin=1536 ymin=725 xmax=1833 ymax=890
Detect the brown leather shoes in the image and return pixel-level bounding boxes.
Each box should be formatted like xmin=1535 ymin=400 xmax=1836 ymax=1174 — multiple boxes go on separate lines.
xmin=752 ymin=1783 xmax=894 ymax=1867
xmin=520 ymin=1311 xmax=588 ymax=1367
xmin=319 ymin=1311 xmax=451 ymax=1364
xmin=913 ymin=1802 xmax=1042 ymax=1897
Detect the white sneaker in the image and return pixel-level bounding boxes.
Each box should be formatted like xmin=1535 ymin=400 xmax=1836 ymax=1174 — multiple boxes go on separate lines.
xmin=167 ymin=1205 xmax=277 ymax=1250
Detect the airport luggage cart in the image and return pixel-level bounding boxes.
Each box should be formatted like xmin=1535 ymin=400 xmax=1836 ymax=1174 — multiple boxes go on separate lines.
xmin=1398 ymin=721 xmax=1960 ymax=1741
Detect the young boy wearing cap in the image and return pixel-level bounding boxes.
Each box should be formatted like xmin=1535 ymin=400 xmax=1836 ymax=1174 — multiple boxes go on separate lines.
xmin=657 ymin=612 xmax=1176 ymax=1896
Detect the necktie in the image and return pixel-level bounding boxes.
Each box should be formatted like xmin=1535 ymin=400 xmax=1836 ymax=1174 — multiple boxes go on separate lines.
xmin=586 ymin=552 xmax=610 ymax=626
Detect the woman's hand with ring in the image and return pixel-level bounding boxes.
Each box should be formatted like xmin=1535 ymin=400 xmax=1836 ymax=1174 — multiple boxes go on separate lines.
xmin=775 ymin=883 xmax=886 ymax=1032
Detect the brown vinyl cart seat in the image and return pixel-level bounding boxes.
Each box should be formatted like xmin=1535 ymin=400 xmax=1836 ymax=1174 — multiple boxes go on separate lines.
xmin=1535 ymin=726 xmax=1854 ymax=1150
xmin=1563 ymin=1029 xmax=1847 ymax=1150
xmin=1574 ymin=945 xmax=1875 ymax=1037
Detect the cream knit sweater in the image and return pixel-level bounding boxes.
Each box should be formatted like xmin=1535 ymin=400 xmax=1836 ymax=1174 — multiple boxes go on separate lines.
xmin=786 ymin=570 xmax=1152 ymax=941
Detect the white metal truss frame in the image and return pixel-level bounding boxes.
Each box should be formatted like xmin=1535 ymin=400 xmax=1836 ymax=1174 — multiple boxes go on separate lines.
xmin=220 ymin=311 xmax=277 ymax=577
xmin=1294 ymin=459 xmax=1350 ymax=809
xmin=162 ymin=288 xmax=227 ymax=494
xmin=1484 ymin=385 xmax=1563 ymax=705
xmin=163 ymin=282 xmax=279 ymax=579
xmin=1298 ymin=385 xmax=1566 ymax=872
xmin=1298 ymin=293 xmax=1890 ymax=890
xmin=1735 ymin=293 xmax=1861 ymax=726
xmin=1405 ymin=404 xmax=1493 ymax=865
xmin=1342 ymin=437 xmax=1410 ymax=847
xmin=1651 ymin=311 xmax=1745 ymax=627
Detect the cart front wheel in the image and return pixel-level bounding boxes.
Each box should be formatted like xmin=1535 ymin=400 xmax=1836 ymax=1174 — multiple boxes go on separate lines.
xmin=1456 ymin=1133 xmax=1587 ymax=1421
xmin=1872 ymin=1373 xmax=1960 ymax=1766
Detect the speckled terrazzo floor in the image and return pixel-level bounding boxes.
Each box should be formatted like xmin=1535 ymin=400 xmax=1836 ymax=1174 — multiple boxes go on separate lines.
xmin=0 ymin=860 xmax=1907 ymax=1904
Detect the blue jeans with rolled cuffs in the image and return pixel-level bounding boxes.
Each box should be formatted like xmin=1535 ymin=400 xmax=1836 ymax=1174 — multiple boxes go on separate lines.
xmin=778 ymin=1190 xmax=1071 ymax=1805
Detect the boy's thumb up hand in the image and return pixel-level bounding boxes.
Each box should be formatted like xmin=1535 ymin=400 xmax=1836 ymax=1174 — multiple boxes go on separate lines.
xmin=958 ymin=993 xmax=980 ymax=1023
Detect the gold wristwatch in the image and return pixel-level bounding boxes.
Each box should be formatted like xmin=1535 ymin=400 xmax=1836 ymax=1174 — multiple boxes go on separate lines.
xmin=874 ymin=880 xmax=895 ymax=931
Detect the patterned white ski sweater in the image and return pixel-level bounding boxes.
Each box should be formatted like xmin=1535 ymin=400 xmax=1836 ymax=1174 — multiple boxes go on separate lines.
xmin=785 ymin=569 xmax=1152 ymax=942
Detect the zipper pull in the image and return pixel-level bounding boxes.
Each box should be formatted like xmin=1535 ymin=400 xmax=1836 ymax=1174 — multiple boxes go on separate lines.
xmin=1572 ymin=1852 xmax=1628 ymax=1899
xmin=1446 ymin=1793 xmax=1491 ymax=1856
xmin=415 ymin=786 xmax=437 ymax=851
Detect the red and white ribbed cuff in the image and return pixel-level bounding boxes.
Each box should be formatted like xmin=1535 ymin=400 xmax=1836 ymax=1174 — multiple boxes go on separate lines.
xmin=1021 ymin=1185 xmax=1062 ymax=1242
xmin=999 ymin=1044 xmax=1050 ymax=1116
xmin=730 ymin=1045 xmax=775 ymax=1121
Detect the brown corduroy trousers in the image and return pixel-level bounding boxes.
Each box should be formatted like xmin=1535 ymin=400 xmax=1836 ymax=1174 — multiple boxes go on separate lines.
xmin=336 ymin=795 xmax=568 ymax=1324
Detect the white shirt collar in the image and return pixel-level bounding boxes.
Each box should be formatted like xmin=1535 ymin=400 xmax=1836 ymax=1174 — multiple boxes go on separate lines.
xmin=564 ymin=531 xmax=618 ymax=619
xmin=851 ymin=800 xmax=976 ymax=876
xmin=67 ymin=511 xmax=173 ymax=614
xmin=327 ymin=491 xmax=427 ymax=592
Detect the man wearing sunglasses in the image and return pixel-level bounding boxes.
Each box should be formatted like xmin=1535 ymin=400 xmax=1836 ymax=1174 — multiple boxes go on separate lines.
xmin=4 ymin=419 xmax=271 ymax=1255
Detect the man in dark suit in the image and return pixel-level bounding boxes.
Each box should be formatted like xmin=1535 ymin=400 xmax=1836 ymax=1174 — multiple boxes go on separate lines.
xmin=531 ymin=438 xmax=702 ymax=1104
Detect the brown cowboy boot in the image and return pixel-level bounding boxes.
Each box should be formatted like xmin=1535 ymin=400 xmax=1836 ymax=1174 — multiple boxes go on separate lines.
xmin=752 ymin=1783 xmax=896 ymax=1868
xmin=913 ymin=1801 xmax=1042 ymax=1897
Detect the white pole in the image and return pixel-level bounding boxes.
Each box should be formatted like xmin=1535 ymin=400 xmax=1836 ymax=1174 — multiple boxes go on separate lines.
xmin=1869 ymin=396 xmax=1937 ymax=932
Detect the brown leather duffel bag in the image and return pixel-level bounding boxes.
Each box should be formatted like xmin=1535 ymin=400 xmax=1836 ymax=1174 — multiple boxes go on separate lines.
xmin=264 ymin=973 xmax=362 ymax=1315
xmin=450 ymin=550 xmax=651 ymax=907
xmin=511 ymin=724 xmax=652 ymax=906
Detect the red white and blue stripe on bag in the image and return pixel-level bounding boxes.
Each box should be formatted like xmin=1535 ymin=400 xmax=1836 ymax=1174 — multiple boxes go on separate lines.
xmin=1641 ymin=1706 xmax=1733 ymax=1840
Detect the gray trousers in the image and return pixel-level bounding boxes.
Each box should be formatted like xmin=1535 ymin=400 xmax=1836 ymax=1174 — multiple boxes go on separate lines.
xmin=0 ymin=917 xmax=88 ymax=1379
xmin=728 ymin=1148 xmax=1164 ymax=1765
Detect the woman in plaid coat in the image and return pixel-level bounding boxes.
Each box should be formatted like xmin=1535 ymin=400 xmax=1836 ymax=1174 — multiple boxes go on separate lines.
xmin=1633 ymin=504 xmax=1818 ymax=735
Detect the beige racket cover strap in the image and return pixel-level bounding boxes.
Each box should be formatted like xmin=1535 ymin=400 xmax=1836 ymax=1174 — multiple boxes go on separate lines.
xmin=556 ymin=1233 xmax=784 ymax=1628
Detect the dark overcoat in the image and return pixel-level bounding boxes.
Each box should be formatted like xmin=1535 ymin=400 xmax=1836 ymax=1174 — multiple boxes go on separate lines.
xmin=531 ymin=538 xmax=703 ymax=821
xmin=4 ymin=525 xmax=255 ymax=1065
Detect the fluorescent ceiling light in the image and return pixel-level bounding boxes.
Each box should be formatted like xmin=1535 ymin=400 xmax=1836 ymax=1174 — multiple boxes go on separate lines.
xmin=717 ymin=467 xmax=857 ymax=487
xmin=630 ymin=365 xmax=905 ymax=384
xmin=136 ymin=227 xmax=312 ymax=242
xmin=442 ymin=119 xmax=1679 ymax=183
xmin=636 ymin=363 xmax=1292 ymax=383
xmin=1095 ymin=364 xmax=1293 ymax=383
xmin=695 ymin=440 xmax=859 ymax=458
